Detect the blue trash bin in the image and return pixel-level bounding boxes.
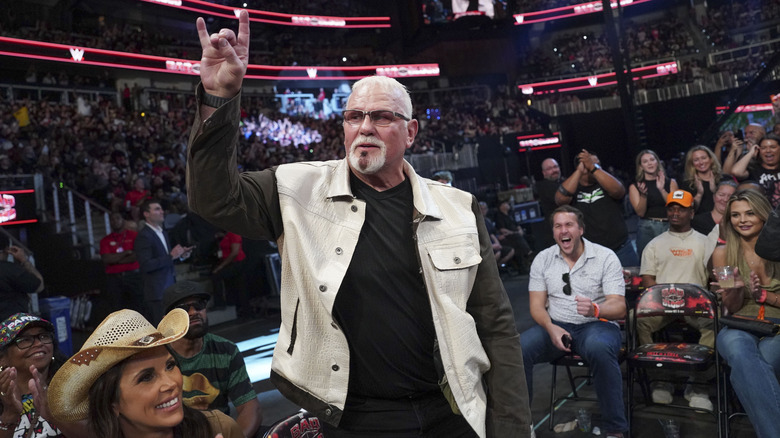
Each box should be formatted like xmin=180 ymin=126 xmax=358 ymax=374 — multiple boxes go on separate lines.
xmin=40 ymin=296 xmax=73 ymax=356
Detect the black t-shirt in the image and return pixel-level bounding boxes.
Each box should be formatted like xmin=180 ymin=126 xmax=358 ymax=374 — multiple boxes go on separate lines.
xmin=638 ymin=177 xmax=671 ymax=219
xmin=0 ymin=261 xmax=42 ymax=320
xmin=574 ymin=183 xmax=628 ymax=250
xmin=749 ymin=166 xmax=780 ymax=209
xmin=691 ymin=212 xmax=717 ymax=235
xmin=685 ymin=175 xmax=733 ymax=214
xmin=494 ymin=210 xmax=518 ymax=232
xmin=332 ymin=174 xmax=438 ymax=399
xmin=536 ymin=179 xmax=560 ymax=218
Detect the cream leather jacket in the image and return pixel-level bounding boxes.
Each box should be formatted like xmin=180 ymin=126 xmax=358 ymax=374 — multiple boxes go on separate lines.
xmin=187 ymin=89 xmax=531 ymax=438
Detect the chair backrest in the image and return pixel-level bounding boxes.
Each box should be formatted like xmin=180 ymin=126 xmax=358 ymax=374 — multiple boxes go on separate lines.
xmin=263 ymin=410 xmax=324 ymax=438
xmin=634 ymin=283 xmax=717 ymax=319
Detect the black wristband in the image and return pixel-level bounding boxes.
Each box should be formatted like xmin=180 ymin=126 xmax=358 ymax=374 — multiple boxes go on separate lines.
xmin=201 ymin=91 xmax=232 ymax=108
xmin=589 ymin=163 xmax=601 ymax=174
xmin=557 ymin=185 xmax=574 ymax=197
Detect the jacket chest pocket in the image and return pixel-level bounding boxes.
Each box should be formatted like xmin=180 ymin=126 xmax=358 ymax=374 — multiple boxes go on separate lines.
xmin=424 ymin=236 xmax=482 ymax=302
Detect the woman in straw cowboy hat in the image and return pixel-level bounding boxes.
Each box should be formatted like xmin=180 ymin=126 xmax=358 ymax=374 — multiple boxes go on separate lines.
xmin=48 ymin=309 xmax=243 ymax=438
xmin=0 ymin=313 xmax=88 ymax=438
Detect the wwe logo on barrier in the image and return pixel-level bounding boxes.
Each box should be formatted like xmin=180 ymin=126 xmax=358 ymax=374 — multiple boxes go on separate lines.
xmin=69 ymin=47 xmax=85 ymax=62
xmin=587 ymin=76 xmax=598 ymax=86
xmin=306 ymin=68 xmax=318 ymax=78
xmin=233 ymin=9 xmax=242 ymax=18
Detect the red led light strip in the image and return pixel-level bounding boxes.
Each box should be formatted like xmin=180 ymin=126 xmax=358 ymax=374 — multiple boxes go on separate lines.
xmin=138 ymin=0 xmax=391 ymax=28
xmin=517 ymin=62 xmax=677 ymax=95
xmin=715 ymin=104 xmax=773 ymax=114
xmin=513 ymin=0 xmax=653 ymax=25
xmin=516 ymin=132 xmax=562 ymax=152
xmin=0 ymin=37 xmax=439 ymax=81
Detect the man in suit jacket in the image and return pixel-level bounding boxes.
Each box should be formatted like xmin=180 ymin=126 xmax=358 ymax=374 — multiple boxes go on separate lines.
xmin=135 ymin=198 xmax=193 ymax=324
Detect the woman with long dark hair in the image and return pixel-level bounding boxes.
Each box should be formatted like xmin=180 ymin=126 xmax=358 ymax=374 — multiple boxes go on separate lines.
xmin=712 ymin=189 xmax=780 ymax=438
xmin=47 ymin=309 xmax=243 ymax=438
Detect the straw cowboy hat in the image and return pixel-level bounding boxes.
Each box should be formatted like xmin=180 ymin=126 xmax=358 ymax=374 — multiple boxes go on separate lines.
xmin=48 ymin=308 xmax=189 ymax=423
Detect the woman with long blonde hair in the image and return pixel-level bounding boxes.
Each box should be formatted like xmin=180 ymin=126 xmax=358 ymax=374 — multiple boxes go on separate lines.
xmin=711 ymin=189 xmax=780 ymax=438
xmin=683 ymin=145 xmax=724 ymax=214
xmin=627 ymin=149 xmax=678 ymax=257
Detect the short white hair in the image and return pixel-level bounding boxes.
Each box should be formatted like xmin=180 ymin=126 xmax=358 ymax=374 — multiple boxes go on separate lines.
xmin=349 ymin=76 xmax=413 ymax=119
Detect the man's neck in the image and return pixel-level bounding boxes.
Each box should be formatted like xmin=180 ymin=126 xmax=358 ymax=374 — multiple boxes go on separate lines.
xmin=350 ymin=166 xmax=406 ymax=192
xmin=145 ymin=220 xmax=163 ymax=231
xmin=170 ymin=336 xmax=204 ymax=359
xmin=669 ymin=225 xmax=692 ymax=233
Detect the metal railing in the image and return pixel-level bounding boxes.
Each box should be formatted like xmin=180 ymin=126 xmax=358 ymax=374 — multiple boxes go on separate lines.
xmin=0 ymin=83 xmax=118 ymax=104
xmin=529 ymin=70 xmax=746 ymax=116
xmin=50 ymin=184 xmax=111 ymax=260
xmin=407 ymin=143 xmax=478 ymax=177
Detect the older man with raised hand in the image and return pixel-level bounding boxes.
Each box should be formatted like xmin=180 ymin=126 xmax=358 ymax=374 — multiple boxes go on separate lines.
xmin=520 ymin=205 xmax=627 ymax=438
xmin=185 ymin=10 xmax=531 ymax=438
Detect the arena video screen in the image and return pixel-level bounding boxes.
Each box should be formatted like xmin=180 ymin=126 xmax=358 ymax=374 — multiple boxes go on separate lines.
xmin=0 ymin=189 xmax=38 ymax=226
xmin=422 ymin=0 xmax=507 ymax=24
xmin=717 ymin=103 xmax=774 ymax=136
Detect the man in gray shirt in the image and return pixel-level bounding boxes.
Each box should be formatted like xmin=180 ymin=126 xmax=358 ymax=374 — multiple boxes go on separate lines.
xmin=520 ymin=205 xmax=627 ymax=438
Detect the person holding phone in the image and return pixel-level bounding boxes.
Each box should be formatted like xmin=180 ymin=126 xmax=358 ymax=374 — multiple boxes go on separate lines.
xmin=135 ymin=199 xmax=194 ymax=325
xmin=722 ymin=123 xmax=766 ymax=174
xmin=730 ymin=134 xmax=780 ymax=208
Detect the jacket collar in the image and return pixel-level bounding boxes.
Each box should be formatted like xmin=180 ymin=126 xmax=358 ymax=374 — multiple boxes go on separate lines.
xmin=327 ymin=159 xmax=444 ymax=220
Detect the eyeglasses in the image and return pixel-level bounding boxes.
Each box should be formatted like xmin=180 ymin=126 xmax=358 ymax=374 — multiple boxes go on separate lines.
xmin=175 ymin=300 xmax=208 ymax=312
xmin=342 ymin=109 xmax=410 ymax=126
xmin=562 ymin=273 xmax=572 ymax=296
xmin=12 ymin=332 xmax=54 ymax=350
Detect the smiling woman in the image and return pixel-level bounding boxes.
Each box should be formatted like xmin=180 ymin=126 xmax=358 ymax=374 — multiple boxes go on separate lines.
xmin=0 ymin=313 xmax=70 ymax=438
xmin=47 ymin=309 xmax=243 ymax=438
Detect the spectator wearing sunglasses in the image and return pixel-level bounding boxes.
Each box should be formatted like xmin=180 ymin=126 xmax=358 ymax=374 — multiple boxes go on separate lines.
xmin=0 ymin=313 xmax=88 ymax=438
xmin=162 ymin=281 xmax=262 ymax=438
xmin=520 ymin=205 xmax=628 ymax=438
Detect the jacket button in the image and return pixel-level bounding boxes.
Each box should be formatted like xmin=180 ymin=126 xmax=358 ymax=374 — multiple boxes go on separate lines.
xmin=351 ymin=205 xmax=358 ymax=212
xmin=454 ymin=257 xmax=461 ymax=264
xmin=331 ymin=322 xmax=339 ymax=330
xmin=319 ymin=285 xmax=327 ymax=292
xmin=332 ymin=364 xmax=340 ymax=371
xmin=325 ymin=408 xmax=332 ymax=416
xmin=335 ymin=247 xmax=343 ymax=255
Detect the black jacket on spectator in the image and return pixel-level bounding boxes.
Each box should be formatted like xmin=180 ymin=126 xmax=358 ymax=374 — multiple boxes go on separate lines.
xmin=756 ymin=204 xmax=780 ymax=262
xmin=0 ymin=261 xmax=43 ymax=320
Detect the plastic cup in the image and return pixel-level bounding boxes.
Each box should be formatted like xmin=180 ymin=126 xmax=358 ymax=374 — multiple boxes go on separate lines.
xmin=576 ymin=408 xmax=592 ymax=433
xmin=661 ymin=419 xmax=680 ymax=438
xmin=716 ymin=266 xmax=736 ymax=288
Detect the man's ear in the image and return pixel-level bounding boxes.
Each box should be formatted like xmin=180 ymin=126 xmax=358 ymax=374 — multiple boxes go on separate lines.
xmin=406 ymin=119 xmax=418 ymax=149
